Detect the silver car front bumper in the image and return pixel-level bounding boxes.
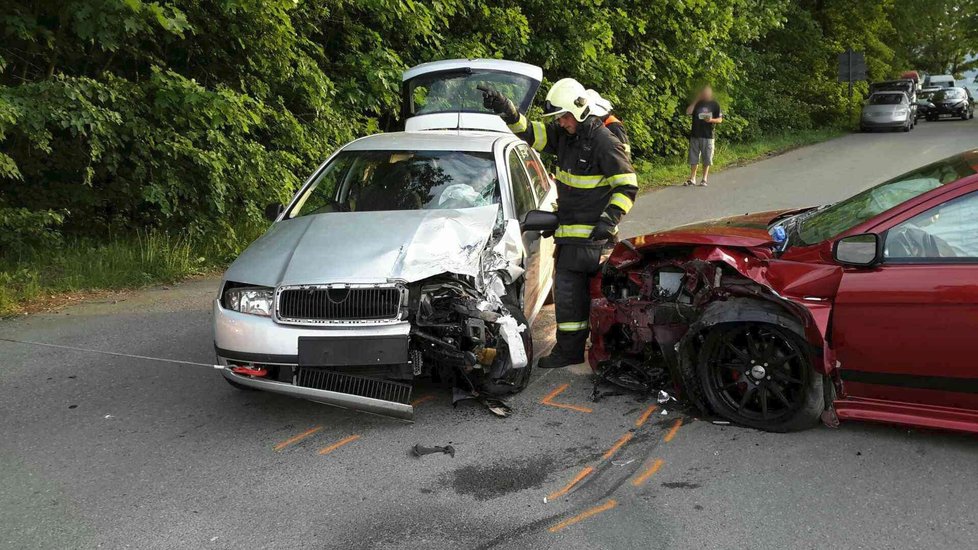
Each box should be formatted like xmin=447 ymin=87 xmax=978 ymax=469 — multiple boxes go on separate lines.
xmin=220 ymin=368 xmax=414 ymax=420
xmin=214 ymin=300 xmax=415 ymax=420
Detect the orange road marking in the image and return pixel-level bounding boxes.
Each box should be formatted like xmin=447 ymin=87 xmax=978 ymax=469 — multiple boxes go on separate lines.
xmin=540 ymin=383 xmax=570 ymax=403
xmin=540 ymin=383 xmax=593 ymax=414
xmin=546 ymin=466 xmax=594 ymax=501
xmin=273 ymin=426 xmax=322 ymax=451
xmin=544 ymin=401 xmax=594 ymax=413
xmin=548 ymin=499 xmax=618 ymax=533
xmin=601 ymin=432 xmax=634 ymax=460
xmin=664 ymin=418 xmax=683 ymax=442
xmin=318 ymin=434 xmax=360 ymax=456
xmin=410 ymin=394 xmax=435 ymax=407
xmin=631 ymin=459 xmax=665 ymax=487
xmin=635 ymin=404 xmax=658 ymax=427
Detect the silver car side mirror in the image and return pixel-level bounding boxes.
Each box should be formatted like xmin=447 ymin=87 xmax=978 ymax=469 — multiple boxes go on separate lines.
xmin=520 ymin=209 xmax=559 ymax=232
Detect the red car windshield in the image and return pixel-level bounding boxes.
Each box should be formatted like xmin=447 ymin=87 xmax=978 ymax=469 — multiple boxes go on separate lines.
xmin=797 ymin=154 xmax=978 ymax=245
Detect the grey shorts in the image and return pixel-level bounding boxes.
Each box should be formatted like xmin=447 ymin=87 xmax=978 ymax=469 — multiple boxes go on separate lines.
xmin=688 ymin=137 xmax=715 ymax=166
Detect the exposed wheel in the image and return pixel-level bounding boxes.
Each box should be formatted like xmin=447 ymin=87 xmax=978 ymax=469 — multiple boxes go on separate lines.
xmin=697 ymin=323 xmax=822 ymax=432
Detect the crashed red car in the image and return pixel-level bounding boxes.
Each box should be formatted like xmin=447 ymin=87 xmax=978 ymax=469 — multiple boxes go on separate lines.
xmin=589 ymin=150 xmax=978 ymax=433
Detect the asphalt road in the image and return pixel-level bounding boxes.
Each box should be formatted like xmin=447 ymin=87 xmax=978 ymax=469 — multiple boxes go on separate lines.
xmin=3 ymin=117 xmax=978 ymax=550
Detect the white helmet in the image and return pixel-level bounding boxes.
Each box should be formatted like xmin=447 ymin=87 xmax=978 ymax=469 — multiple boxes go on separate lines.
xmin=543 ymin=78 xmax=592 ymax=122
xmin=585 ymin=89 xmax=613 ymax=117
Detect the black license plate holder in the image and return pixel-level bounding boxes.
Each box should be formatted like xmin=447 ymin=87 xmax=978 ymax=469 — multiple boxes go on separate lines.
xmin=297 ymin=336 xmax=408 ymax=367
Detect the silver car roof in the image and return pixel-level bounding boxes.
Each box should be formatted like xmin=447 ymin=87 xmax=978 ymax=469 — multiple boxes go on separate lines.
xmin=402 ymin=59 xmax=543 ymax=82
xmin=342 ymin=130 xmax=510 ymax=152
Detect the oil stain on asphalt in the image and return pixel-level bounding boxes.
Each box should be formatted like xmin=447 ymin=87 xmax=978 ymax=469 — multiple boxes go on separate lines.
xmin=444 ymin=457 xmax=555 ymax=501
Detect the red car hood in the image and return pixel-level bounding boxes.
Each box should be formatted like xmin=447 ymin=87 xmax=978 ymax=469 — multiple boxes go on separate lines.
xmin=625 ymin=209 xmax=806 ymax=252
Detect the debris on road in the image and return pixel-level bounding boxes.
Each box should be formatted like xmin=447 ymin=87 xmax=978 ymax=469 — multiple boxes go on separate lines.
xmin=413 ymin=444 xmax=456 ymax=458
xmin=711 ymin=420 xmax=730 ymax=425
xmin=657 ymin=390 xmax=674 ymax=404
xmin=612 ymin=459 xmax=636 ymax=467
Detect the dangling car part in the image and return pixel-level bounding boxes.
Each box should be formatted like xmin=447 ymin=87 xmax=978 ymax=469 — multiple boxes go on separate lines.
xmin=214 ymin=60 xmax=557 ymax=420
xmin=590 ymin=150 xmax=978 ymax=434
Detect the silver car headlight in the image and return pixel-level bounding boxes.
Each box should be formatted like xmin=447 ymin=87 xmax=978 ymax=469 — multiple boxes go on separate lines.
xmin=894 ymin=109 xmax=908 ymax=116
xmin=223 ymin=285 xmax=275 ymax=316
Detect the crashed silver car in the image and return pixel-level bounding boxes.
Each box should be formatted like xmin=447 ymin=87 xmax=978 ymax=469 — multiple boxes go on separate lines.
xmin=213 ymin=59 xmax=556 ymax=419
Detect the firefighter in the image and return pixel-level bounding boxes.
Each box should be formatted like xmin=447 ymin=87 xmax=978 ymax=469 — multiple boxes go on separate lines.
xmin=586 ymin=89 xmax=631 ymax=158
xmin=481 ymin=78 xmax=638 ymax=369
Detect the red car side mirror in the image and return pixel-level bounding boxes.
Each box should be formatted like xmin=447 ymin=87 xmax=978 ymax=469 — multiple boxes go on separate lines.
xmin=833 ymin=233 xmax=881 ymax=266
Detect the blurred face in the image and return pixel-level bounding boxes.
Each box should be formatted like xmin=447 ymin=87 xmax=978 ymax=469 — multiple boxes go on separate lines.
xmin=701 ymin=86 xmax=714 ymax=100
xmin=557 ymin=112 xmax=578 ymax=134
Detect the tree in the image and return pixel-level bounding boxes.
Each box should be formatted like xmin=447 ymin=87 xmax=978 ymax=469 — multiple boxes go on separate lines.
xmin=889 ymin=0 xmax=978 ymax=77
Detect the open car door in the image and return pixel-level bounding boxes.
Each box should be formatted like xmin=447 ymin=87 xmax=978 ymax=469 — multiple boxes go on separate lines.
xmin=402 ymin=59 xmax=542 ymax=133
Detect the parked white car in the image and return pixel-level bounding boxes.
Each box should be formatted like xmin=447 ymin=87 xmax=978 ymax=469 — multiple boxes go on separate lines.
xmin=213 ymin=60 xmax=557 ymax=419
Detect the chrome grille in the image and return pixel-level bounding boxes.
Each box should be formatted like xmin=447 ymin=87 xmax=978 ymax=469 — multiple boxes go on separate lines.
xmin=276 ymin=285 xmax=402 ymax=323
xmin=297 ymin=368 xmax=413 ymax=405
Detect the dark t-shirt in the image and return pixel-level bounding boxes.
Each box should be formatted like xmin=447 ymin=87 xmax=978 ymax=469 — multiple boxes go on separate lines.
xmin=691 ymin=100 xmax=722 ymax=139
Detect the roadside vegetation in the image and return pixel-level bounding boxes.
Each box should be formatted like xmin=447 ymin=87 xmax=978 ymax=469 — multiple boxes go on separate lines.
xmin=1 ymin=1 xmax=975 ymax=315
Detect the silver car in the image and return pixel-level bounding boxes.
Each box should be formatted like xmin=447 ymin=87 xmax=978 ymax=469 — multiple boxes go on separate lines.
xmin=860 ymin=91 xmax=914 ymax=132
xmin=213 ymin=60 xmax=557 ymax=420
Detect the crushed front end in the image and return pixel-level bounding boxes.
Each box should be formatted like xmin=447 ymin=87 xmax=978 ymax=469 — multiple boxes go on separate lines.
xmin=215 ymin=215 xmax=531 ymax=420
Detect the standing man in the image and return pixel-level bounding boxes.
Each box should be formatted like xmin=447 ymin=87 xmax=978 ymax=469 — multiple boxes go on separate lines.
xmin=480 ymin=78 xmax=638 ymax=369
xmin=684 ymin=85 xmax=722 ymax=187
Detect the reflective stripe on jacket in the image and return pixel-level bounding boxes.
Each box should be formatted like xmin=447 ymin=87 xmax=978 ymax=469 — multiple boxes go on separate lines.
xmin=507 ymin=114 xmax=637 ymax=245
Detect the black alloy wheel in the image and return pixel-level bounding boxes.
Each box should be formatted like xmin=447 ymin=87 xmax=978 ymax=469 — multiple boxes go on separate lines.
xmin=697 ymin=323 xmax=822 ymax=432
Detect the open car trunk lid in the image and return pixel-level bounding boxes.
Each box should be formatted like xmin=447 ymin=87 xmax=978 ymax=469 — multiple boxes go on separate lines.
xmin=401 ymin=59 xmax=542 ymax=133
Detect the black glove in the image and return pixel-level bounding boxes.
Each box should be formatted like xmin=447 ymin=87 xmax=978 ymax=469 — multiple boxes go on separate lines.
xmin=541 ymin=229 xmax=555 ymax=238
xmin=477 ymin=84 xmax=519 ymax=123
xmin=590 ymin=220 xmax=616 ymax=241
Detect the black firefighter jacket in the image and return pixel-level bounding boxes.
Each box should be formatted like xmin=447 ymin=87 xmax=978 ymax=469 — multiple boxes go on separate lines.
xmin=506 ymin=113 xmax=637 ymax=246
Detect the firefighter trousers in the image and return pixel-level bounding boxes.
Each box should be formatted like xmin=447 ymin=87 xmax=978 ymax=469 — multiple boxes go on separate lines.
xmin=553 ymin=244 xmax=602 ymax=357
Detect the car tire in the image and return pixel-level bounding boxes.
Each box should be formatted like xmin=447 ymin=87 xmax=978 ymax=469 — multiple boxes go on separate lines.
xmin=902 ymin=121 xmax=911 ymax=132
xmin=696 ymin=323 xmax=822 ymax=432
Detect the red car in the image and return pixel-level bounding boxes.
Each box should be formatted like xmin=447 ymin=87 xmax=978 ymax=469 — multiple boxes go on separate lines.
xmin=588 ymin=150 xmax=978 ymax=433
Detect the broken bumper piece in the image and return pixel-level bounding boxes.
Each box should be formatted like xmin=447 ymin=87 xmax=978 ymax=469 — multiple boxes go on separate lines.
xmin=221 ymin=369 xmax=414 ymax=420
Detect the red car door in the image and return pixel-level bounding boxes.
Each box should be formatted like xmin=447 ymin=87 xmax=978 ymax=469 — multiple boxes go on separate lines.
xmin=833 ymin=188 xmax=978 ymax=411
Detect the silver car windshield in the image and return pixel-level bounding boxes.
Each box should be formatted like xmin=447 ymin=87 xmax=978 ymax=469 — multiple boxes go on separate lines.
xmin=869 ymin=93 xmax=905 ymax=105
xmin=290 ymin=150 xmax=499 ymax=216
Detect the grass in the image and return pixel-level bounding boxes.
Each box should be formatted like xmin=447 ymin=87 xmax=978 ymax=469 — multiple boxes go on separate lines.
xmin=0 ymin=228 xmax=261 ymax=316
xmin=0 ymin=126 xmax=849 ymax=317
xmin=635 ymin=126 xmax=848 ymax=188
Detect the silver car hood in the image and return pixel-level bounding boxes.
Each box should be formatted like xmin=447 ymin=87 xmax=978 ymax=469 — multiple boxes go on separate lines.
xmin=223 ymin=205 xmax=501 ymax=287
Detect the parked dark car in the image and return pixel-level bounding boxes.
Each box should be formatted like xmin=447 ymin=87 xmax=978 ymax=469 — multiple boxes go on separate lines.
xmin=916 ymin=88 xmax=941 ymax=120
xmin=925 ymin=87 xmax=974 ymax=121
xmin=586 ymin=150 xmax=978 ymax=434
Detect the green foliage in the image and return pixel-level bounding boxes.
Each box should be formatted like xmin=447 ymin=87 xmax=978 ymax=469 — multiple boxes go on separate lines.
xmin=0 ymin=0 xmax=933 ymax=268
xmin=888 ymin=0 xmax=978 ymax=76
